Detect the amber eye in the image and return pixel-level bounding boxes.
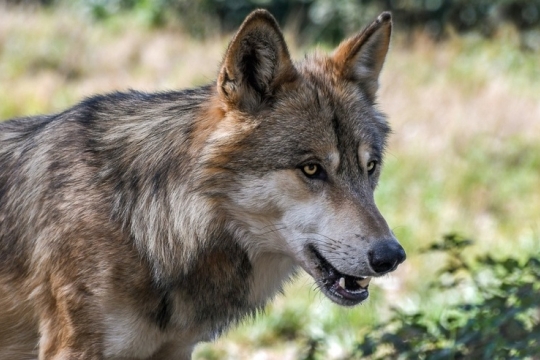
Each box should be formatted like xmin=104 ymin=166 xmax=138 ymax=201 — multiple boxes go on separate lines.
xmin=301 ymin=163 xmax=327 ymax=180
xmin=367 ymin=161 xmax=377 ymax=174
xmin=303 ymin=164 xmax=318 ymax=176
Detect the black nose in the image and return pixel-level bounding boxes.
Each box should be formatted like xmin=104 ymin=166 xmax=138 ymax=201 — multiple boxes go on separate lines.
xmin=368 ymin=240 xmax=406 ymax=274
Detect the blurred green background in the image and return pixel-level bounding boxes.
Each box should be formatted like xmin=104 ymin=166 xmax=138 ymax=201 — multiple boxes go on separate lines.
xmin=1 ymin=0 xmax=539 ymax=358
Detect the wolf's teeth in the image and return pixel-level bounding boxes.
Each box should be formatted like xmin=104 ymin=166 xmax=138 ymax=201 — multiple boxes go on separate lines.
xmin=338 ymin=277 xmax=345 ymax=289
xmin=357 ymin=277 xmax=372 ymax=288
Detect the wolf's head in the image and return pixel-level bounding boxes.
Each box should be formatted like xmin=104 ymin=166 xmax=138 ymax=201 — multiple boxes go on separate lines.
xmin=204 ymin=10 xmax=405 ymax=306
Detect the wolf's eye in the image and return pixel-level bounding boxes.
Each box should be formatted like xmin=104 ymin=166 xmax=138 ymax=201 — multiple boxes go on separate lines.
xmin=367 ymin=161 xmax=377 ymax=175
xmin=303 ymin=164 xmax=318 ymax=175
xmin=301 ymin=164 xmax=326 ymax=180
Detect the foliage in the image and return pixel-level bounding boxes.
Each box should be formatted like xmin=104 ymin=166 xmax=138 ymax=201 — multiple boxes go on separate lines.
xmin=6 ymin=0 xmax=540 ymax=45
xmin=80 ymin=0 xmax=540 ymax=45
xmin=350 ymin=234 xmax=540 ymax=359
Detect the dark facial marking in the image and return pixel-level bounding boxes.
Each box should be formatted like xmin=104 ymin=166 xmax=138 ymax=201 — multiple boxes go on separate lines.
xmin=153 ymin=292 xmax=171 ymax=330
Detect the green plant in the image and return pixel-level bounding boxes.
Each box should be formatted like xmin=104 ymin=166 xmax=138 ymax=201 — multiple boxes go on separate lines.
xmin=352 ymin=234 xmax=540 ymax=359
xmin=29 ymin=0 xmax=540 ymax=44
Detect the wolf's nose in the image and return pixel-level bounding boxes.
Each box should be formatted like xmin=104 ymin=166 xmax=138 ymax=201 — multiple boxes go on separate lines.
xmin=368 ymin=240 xmax=406 ymax=274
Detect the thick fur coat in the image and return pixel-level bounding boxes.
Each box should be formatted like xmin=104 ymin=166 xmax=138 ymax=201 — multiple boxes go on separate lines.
xmin=0 ymin=10 xmax=405 ymax=359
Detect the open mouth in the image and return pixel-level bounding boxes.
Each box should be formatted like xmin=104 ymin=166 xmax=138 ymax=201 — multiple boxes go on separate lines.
xmin=309 ymin=246 xmax=372 ymax=306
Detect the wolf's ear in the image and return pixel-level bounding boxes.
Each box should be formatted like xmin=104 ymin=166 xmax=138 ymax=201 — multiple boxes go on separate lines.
xmin=332 ymin=12 xmax=392 ymax=101
xmin=218 ymin=9 xmax=297 ymax=112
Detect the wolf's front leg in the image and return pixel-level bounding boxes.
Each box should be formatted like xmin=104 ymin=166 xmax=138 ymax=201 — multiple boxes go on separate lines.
xmin=37 ymin=276 xmax=104 ymax=360
xmin=148 ymin=341 xmax=194 ymax=360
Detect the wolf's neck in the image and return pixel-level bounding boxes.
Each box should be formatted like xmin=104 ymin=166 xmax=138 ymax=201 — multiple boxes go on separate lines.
xmin=247 ymin=252 xmax=297 ymax=306
xmin=165 ymin=242 xmax=297 ymax=338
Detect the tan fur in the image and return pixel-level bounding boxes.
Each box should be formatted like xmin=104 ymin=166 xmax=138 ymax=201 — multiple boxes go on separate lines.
xmin=332 ymin=12 xmax=392 ymax=98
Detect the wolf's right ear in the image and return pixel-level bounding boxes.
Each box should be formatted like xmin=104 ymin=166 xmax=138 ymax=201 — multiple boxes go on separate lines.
xmin=332 ymin=12 xmax=392 ymax=101
xmin=217 ymin=9 xmax=297 ymax=112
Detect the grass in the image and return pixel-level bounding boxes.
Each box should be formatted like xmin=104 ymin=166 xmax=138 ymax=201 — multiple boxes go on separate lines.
xmin=1 ymin=6 xmax=539 ymax=359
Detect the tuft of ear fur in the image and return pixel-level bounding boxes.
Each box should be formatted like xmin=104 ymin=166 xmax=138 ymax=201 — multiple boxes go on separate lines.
xmin=332 ymin=12 xmax=392 ymax=101
xmin=218 ymin=9 xmax=297 ymax=112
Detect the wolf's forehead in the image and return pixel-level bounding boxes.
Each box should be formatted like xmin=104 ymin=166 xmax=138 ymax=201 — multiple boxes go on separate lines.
xmin=292 ymin=69 xmax=390 ymax=166
xmin=264 ymin=54 xmax=389 ymax=161
xmin=269 ymin=95 xmax=387 ymax=173
xmin=297 ymin=52 xmax=335 ymax=76
xmin=290 ymin=66 xmax=389 ymax=145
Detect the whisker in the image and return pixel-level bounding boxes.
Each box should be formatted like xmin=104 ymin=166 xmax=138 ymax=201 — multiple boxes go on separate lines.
xmin=256 ymin=226 xmax=286 ymax=236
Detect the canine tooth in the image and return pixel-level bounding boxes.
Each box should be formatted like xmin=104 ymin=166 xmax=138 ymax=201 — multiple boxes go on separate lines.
xmin=339 ymin=277 xmax=345 ymax=288
xmin=357 ymin=277 xmax=372 ymax=288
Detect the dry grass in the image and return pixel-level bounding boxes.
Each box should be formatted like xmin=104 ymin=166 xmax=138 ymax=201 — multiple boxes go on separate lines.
xmin=1 ymin=6 xmax=539 ymax=359
xmin=0 ymin=6 xmax=226 ymax=118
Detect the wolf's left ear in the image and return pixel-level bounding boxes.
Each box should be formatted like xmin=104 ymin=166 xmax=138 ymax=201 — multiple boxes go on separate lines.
xmin=218 ymin=9 xmax=297 ymax=112
xmin=332 ymin=12 xmax=392 ymax=101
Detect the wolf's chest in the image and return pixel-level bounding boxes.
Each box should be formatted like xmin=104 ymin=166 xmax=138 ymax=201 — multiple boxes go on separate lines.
xmin=101 ymin=252 xmax=296 ymax=359
xmin=102 ymin=308 xmax=207 ymax=359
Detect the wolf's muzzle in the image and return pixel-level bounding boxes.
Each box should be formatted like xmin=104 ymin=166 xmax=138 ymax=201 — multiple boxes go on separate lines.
xmin=368 ymin=240 xmax=406 ymax=274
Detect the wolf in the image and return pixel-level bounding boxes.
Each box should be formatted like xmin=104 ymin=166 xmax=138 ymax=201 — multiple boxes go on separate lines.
xmin=0 ymin=9 xmax=405 ymax=359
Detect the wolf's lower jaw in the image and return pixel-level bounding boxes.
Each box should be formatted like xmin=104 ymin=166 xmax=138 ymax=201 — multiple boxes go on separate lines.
xmin=309 ymin=246 xmax=372 ymax=306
